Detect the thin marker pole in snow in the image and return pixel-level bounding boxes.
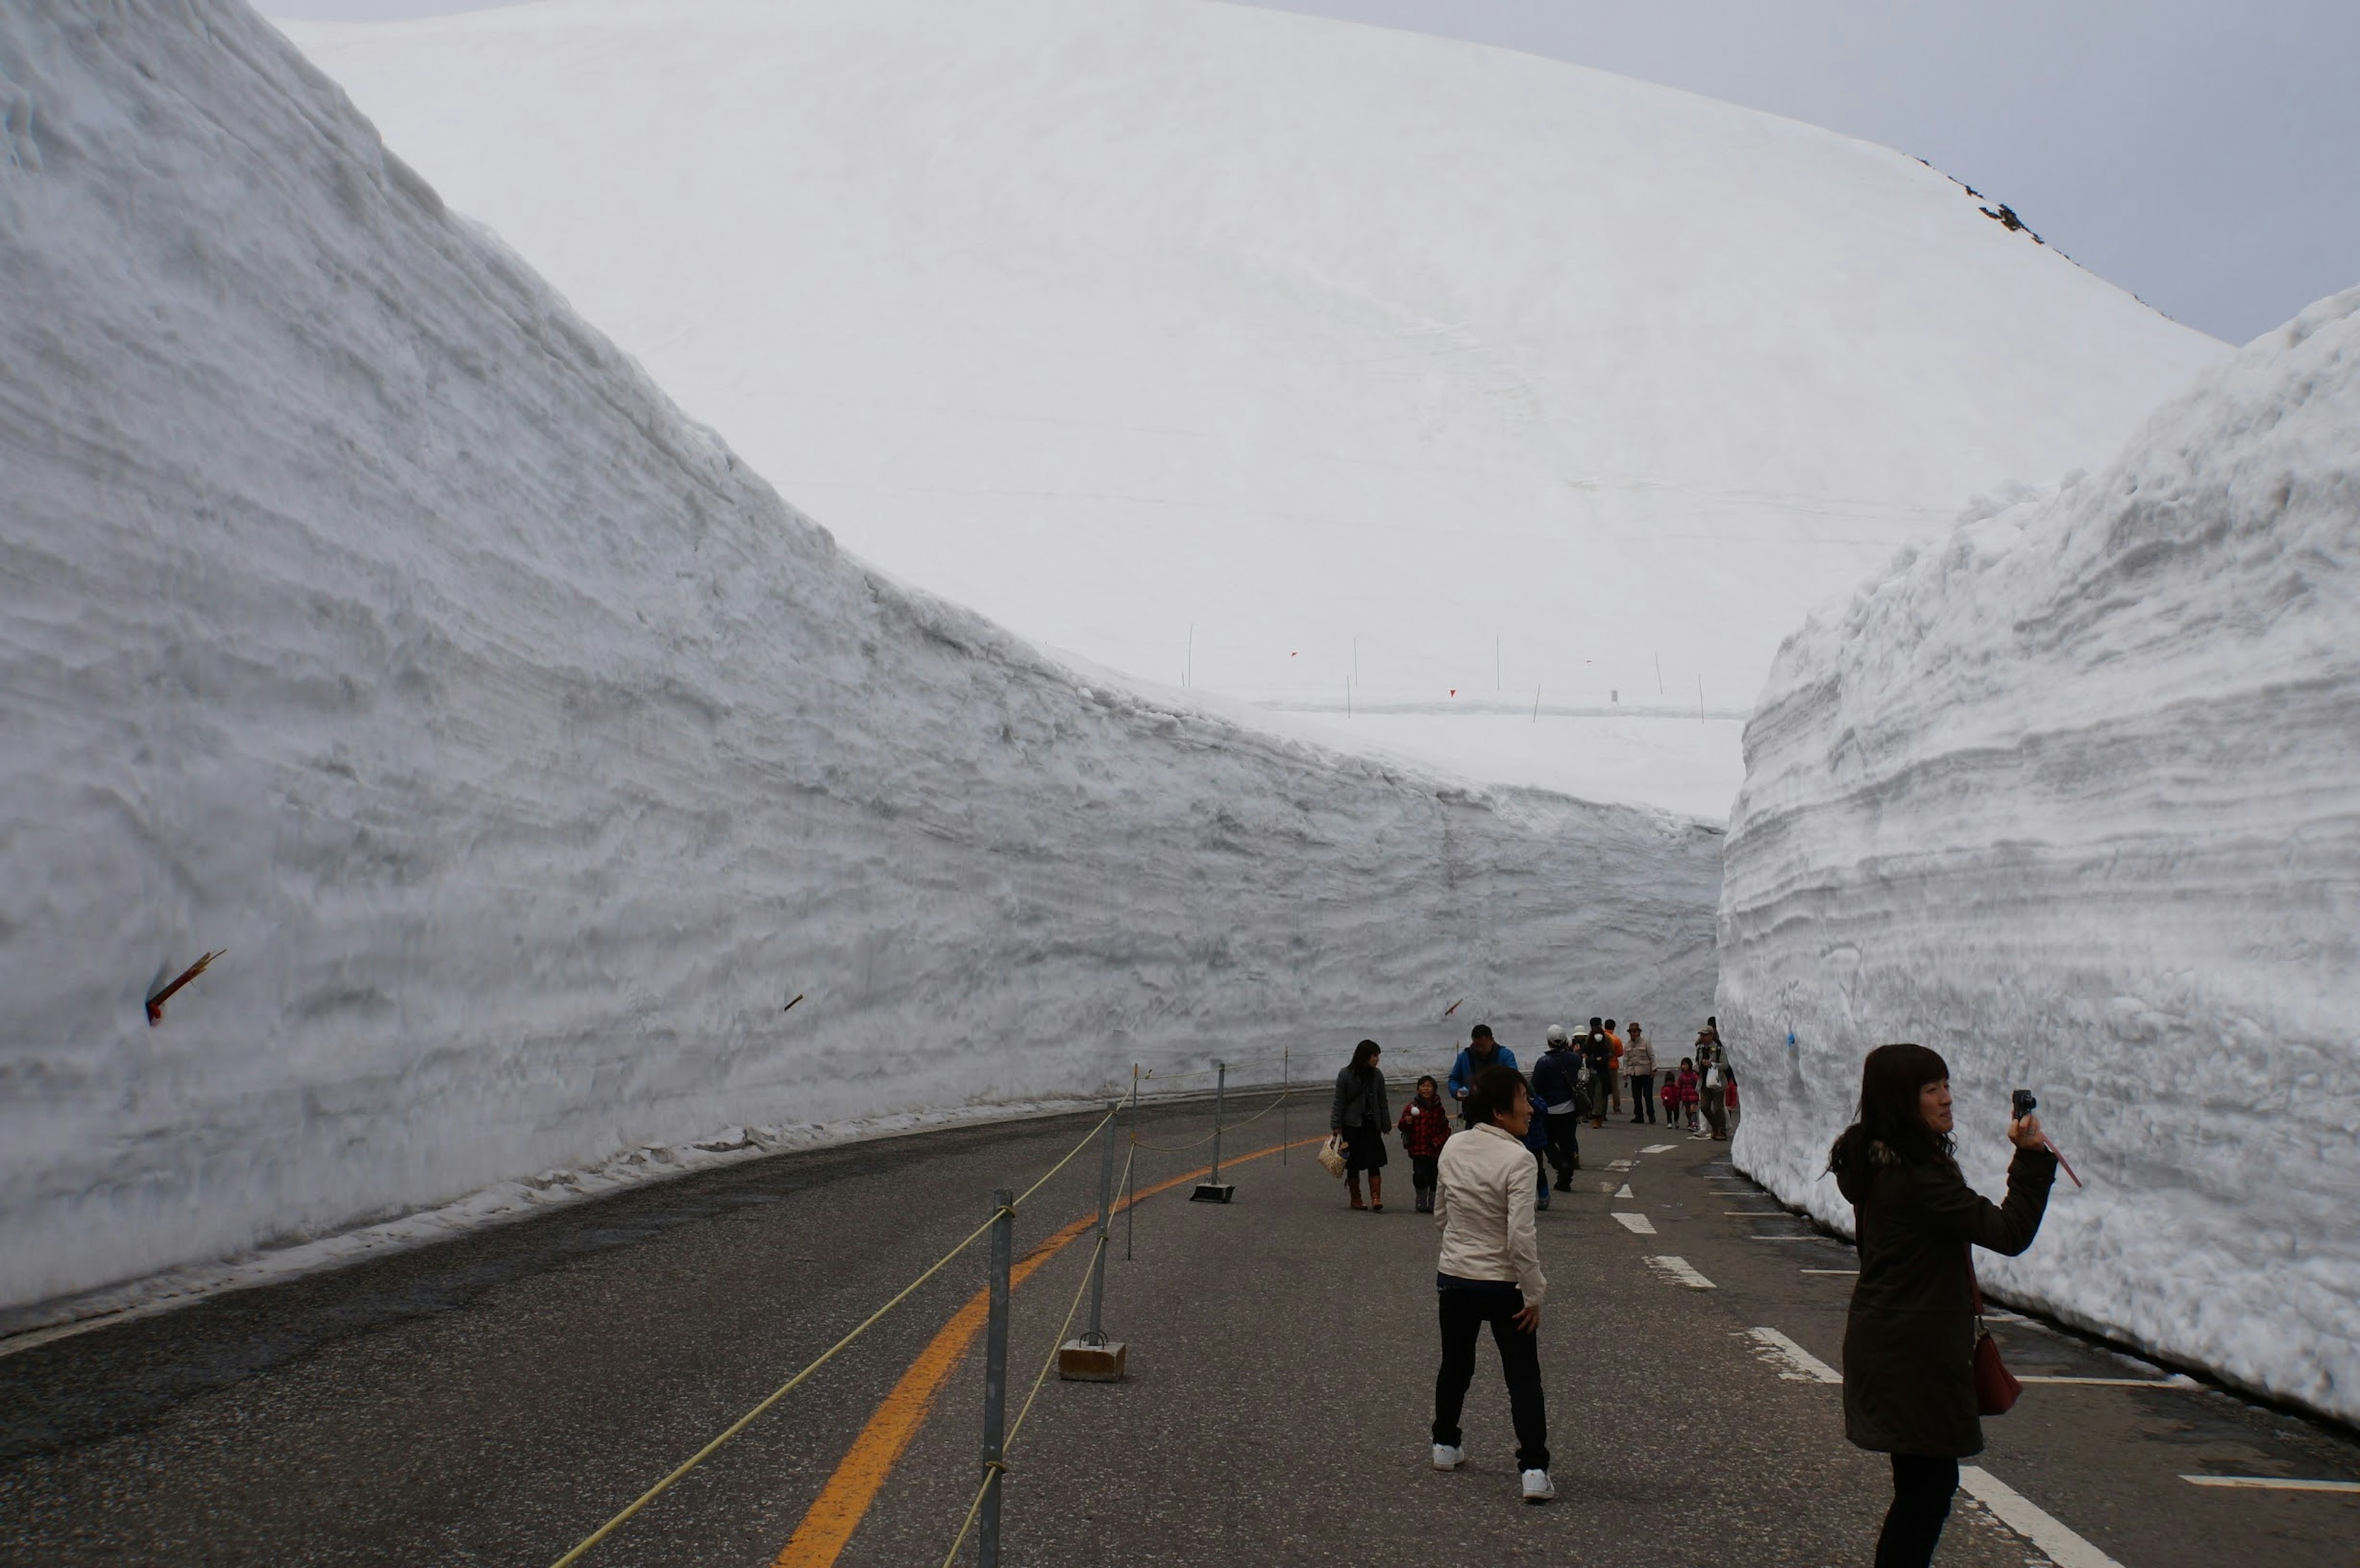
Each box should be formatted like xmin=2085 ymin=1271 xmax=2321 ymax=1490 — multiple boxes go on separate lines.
xmin=1697 ymin=675 xmax=1705 ymax=723
xmin=1532 ymin=682 xmax=1541 ymax=723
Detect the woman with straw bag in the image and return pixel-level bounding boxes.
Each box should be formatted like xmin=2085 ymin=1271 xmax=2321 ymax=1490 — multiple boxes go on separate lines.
xmin=1329 ymin=1038 xmax=1391 ymax=1210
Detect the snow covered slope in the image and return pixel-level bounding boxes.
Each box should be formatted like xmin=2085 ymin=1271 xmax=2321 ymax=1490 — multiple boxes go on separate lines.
xmin=281 ymin=0 xmax=2227 ymax=814
xmin=1718 ymin=288 xmax=2360 ymax=1421
xmin=0 ymin=0 xmax=1720 ymax=1320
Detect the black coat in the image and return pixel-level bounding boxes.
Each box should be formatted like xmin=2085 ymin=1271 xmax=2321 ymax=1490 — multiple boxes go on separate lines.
xmin=1838 ymin=1142 xmax=2057 ymax=1457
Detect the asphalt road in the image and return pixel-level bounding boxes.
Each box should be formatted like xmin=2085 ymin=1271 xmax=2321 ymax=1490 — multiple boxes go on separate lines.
xmin=2 ymin=1084 xmax=2353 ymax=1566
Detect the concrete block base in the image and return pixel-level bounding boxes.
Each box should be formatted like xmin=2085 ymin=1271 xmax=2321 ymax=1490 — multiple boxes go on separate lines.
xmin=1057 ymin=1338 xmax=1128 ymax=1382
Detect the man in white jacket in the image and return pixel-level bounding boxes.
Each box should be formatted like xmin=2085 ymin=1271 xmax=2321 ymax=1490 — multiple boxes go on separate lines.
xmin=1430 ymin=1064 xmax=1554 ymax=1503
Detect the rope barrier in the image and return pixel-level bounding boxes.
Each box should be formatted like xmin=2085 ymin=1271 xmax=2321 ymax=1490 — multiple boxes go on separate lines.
xmin=936 ymin=1223 xmax=1108 ymax=1568
xmin=1127 ymin=1084 xmax=1295 ymax=1151
xmin=546 ymin=1105 xmax=1120 ymax=1568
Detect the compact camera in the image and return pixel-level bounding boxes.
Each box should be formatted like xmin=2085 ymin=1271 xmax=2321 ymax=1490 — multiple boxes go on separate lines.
xmin=2010 ymin=1088 xmax=2038 ymax=1119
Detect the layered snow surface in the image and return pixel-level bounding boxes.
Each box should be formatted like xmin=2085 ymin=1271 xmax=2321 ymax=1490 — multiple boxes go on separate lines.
xmin=283 ymin=0 xmax=2226 ymax=813
xmin=0 ymin=0 xmax=1718 ymax=1321
xmin=1720 ymin=288 xmax=2360 ymax=1422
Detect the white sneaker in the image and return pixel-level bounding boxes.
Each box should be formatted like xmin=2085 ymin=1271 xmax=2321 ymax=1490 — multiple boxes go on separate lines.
xmin=1521 ymin=1468 xmax=1555 ymax=1503
xmin=1431 ymin=1443 xmax=1464 ymax=1470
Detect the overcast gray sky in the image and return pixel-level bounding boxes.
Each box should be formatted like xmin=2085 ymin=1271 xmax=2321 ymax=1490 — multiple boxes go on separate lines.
xmin=267 ymin=0 xmax=2358 ymax=344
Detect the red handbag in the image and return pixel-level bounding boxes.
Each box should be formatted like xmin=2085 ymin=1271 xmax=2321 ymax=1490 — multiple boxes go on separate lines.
xmin=1970 ymin=1270 xmax=2022 ymax=1416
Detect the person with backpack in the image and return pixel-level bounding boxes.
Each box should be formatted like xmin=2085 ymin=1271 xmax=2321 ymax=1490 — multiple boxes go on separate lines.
xmin=1530 ymin=1025 xmax=1585 ymax=1185
xmin=1624 ymin=1022 xmax=1658 ymax=1124
xmin=1430 ymin=1065 xmax=1554 ymax=1504
xmin=1447 ymin=1025 xmax=1518 ymax=1129
xmin=1603 ymin=1019 xmax=1626 ymax=1116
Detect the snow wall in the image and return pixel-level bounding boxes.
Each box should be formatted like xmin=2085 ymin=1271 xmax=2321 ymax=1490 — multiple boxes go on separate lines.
xmin=1718 ymin=287 xmax=2360 ymax=1422
xmin=0 ymin=0 xmax=1721 ymax=1319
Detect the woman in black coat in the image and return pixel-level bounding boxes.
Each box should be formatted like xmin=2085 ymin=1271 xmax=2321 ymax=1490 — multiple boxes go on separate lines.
xmin=1831 ymin=1043 xmax=2056 ymax=1568
xmin=1330 ymin=1038 xmax=1391 ymax=1211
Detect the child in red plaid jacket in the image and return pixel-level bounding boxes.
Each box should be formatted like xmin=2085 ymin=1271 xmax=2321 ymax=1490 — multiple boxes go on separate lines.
xmin=1397 ymin=1075 xmax=1454 ymax=1213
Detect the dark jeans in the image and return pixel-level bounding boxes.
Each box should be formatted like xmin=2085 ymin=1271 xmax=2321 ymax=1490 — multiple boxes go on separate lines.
xmin=1629 ymin=1074 xmax=1657 ymax=1123
xmin=1874 ymin=1456 xmax=1959 ymax=1568
xmin=1410 ymin=1153 xmax=1440 ymax=1191
xmin=1432 ymin=1277 xmax=1549 ymax=1471
xmin=1545 ymin=1116 xmax=1580 ymax=1180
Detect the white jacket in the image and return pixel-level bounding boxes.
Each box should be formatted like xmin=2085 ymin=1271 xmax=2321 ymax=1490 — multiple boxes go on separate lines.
xmin=1433 ymin=1121 xmax=1546 ymax=1306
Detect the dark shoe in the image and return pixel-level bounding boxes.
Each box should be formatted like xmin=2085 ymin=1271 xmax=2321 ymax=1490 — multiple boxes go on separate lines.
xmin=1552 ymin=1179 xmax=1571 ymax=1193
xmin=1372 ymin=1203 xmax=1385 ymax=1212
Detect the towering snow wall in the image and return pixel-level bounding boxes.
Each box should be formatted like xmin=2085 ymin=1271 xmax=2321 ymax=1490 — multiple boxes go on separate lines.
xmin=284 ymin=0 xmax=2227 ymax=808
xmin=1718 ymin=288 xmax=2360 ymax=1421
xmin=0 ymin=0 xmax=1720 ymax=1319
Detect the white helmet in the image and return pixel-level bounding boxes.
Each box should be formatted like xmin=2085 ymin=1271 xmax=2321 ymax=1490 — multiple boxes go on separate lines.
xmin=1546 ymin=1024 xmax=1569 ymax=1046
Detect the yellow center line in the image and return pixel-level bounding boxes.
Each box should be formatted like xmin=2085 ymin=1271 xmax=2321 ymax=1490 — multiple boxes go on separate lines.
xmin=773 ymin=1134 xmax=1322 ymax=1567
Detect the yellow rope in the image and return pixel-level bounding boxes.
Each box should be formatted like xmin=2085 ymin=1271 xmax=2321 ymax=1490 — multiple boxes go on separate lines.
xmin=1128 ymin=1085 xmax=1295 ymax=1151
xmin=547 ymin=1105 xmax=1120 ymax=1568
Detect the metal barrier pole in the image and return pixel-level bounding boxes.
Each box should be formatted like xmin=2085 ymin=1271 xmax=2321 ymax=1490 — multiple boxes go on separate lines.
xmin=978 ymin=1189 xmax=1013 ymax=1568
xmin=1281 ymin=1045 xmax=1290 ymax=1162
xmin=1125 ymin=1065 xmax=1140 ymax=1260
xmin=1058 ymin=1105 xmax=1128 ymax=1380
xmin=1192 ymin=1062 xmax=1235 ymax=1202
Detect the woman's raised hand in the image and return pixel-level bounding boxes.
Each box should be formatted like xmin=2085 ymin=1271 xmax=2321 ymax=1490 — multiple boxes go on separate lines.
xmin=2007 ymin=1113 xmax=2045 ymax=1150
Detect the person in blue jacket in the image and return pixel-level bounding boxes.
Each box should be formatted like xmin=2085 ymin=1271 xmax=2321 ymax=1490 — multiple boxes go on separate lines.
xmin=1447 ymin=1024 xmax=1518 ymax=1129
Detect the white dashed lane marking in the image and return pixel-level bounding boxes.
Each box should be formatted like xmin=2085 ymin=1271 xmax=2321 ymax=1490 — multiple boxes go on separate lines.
xmin=1611 ymin=1212 xmax=1657 ymax=1234
xmin=1959 ymin=1466 xmax=2129 ymax=1568
xmin=1614 ymin=1183 xmax=1633 ymax=1199
xmin=1743 ymin=1327 xmax=1843 ymax=1384
xmin=2182 ymin=1475 xmax=2360 ymax=1492
xmin=1645 ymin=1256 xmax=1715 ymax=1289
xmin=1640 ymin=1143 xmax=1677 ymax=1154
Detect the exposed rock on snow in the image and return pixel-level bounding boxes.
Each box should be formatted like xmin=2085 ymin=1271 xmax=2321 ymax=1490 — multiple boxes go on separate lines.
xmin=281 ymin=0 xmax=2227 ymax=810
xmin=1719 ymin=288 xmax=2360 ymax=1421
xmin=0 ymin=1 xmax=1718 ymax=1319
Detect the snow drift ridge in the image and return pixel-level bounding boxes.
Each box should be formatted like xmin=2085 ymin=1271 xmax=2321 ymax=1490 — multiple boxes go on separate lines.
xmin=1718 ymin=286 xmax=2360 ymax=1421
xmin=0 ymin=0 xmax=1718 ymax=1319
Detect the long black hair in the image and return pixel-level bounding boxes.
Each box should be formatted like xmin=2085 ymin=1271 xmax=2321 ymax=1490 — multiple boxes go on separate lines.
xmin=1349 ymin=1038 xmax=1382 ymax=1076
xmin=1828 ymin=1042 xmax=1954 ymax=1182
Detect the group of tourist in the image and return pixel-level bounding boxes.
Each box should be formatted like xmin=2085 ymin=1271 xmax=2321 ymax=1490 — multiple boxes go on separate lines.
xmin=1324 ymin=1025 xmax=2058 ymax=1567
xmin=1326 ymin=1017 xmax=1739 ymax=1217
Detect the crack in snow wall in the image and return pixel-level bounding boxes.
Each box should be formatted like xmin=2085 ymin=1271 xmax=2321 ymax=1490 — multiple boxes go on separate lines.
xmin=1718 ymin=286 xmax=2360 ymax=1422
xmin=0 ymin=1 xmax=1721 ymax=1317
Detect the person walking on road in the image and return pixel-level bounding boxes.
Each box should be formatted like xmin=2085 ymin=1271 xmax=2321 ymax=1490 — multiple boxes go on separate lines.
xmin=1624 ymin=1022 xmax=1658 ymax=1124
xmin=1331 ymin=1038 xmax=1392 ymax=1212
xmin=1832 ymin=1043 xmax=2057 ymax=1568
xmin=1673 ymin=1057 xmax=1701 ymax=1132
xmin=1530 ymin=1025 xmax=1584 ymax=1183
xmin=1603 ymin=1019 xmax=1626 ymax=1116
xmin=1447 ymin=1025 xmax=1517 ymax=1129
xmin=1701 ymin=1051 xmax=1729 ymax=1140
xmin=1580 ymin=1025 xmax=1615 ymax=1129
xmin=1397 ymin=1075 xmax=1453 ymax=1213
xmin=1431 ymin=1064 xmax=1554 ymax=1503
xmin=1518 ymin=1071 xmax=1554 ymax=1210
